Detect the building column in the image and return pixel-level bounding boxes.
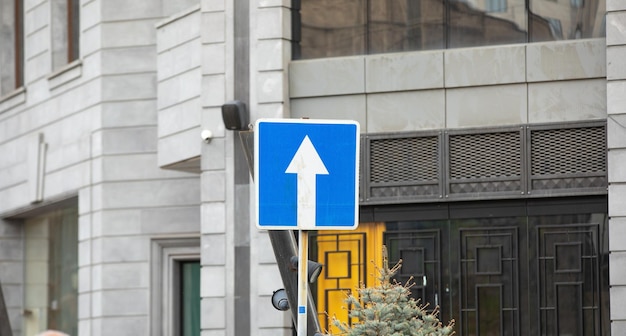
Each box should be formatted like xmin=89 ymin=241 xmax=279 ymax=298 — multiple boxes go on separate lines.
xmin=607 ymin=0 xmax=626 ymax=333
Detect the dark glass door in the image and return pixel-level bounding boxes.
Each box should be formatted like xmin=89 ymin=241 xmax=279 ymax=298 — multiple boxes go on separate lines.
xmin=383 ymin=198 xmax=609 ymax=336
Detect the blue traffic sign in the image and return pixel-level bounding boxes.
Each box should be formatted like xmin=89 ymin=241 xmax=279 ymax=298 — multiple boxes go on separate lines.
xmin=255 ymin=119 xmax=360 ymax=230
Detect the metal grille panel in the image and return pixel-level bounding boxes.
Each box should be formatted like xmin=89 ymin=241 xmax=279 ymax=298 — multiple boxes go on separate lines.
xmin=361 ymin=122 xmax=607 ymax=204
xmin=530 ymin=125 xmax=607 ymax=194
xmin=449 ymin=131 xmax=522 ymax=180
xmin=365 ymin=134 xmax=441 ymax=202
xmin=447 ymin=130 xmax=523 ymax=196
xmin=370 ymin=136 xmax=439 ymax=183
xmin=531 ymin=127 xmax=606 ymax=176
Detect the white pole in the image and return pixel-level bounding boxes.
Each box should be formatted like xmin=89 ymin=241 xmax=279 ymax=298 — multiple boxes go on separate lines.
xmin=297 ymin=230 xmax=309 ymax=335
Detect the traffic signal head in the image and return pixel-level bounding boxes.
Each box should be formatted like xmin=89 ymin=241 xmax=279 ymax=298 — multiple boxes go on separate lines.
xmin=290 ymin=256 xmax=323 ymax=283
xmin=271 ymin=288 xmax=289 ymax=311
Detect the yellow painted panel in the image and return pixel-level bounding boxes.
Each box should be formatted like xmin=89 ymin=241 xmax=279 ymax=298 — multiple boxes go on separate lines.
xmin=314 ymin=222 xmax=386 ymax=334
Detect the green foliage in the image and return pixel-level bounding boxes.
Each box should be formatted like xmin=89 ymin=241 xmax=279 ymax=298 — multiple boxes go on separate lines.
xmin=329 ymin=248 xmax=455 ymax=336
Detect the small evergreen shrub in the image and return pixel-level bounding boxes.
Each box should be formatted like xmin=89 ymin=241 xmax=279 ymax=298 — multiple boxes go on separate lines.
xmin=329 ymin=247 xmax=455 ymax=336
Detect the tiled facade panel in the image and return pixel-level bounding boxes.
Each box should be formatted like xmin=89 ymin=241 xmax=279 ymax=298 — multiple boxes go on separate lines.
xmin=528 ymin=79 xmax=607 ymax=123
xmin=366 ymin=90 xmax=445 ymax=132
xmin=446 ymin=84 xmax=528 ymax=128
xmin=365 ymin=51 xmax=444 ymax=92
xmin=444 ymin=45 xmax=526 ymax=87
xmin=290 ymin=39 xmax=607 ymax=134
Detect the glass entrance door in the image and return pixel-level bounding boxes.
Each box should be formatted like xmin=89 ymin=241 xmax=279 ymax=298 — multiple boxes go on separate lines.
xmin=313 ymin=198 xmax=609 ymax=335
xmin=383 ymin=199 xmax=609 ymax=335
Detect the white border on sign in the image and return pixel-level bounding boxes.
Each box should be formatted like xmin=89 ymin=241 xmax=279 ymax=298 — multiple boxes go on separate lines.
xmin=254 ymin=118 xmax=360 ymax=230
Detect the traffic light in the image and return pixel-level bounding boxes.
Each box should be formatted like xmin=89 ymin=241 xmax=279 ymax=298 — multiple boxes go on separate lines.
xmin=289 ymin=256 xmax=323 ymax=283
xmin=271 ymin=288 xmax=289 ymax=311
xmin=271 ymin=256 xmax=323 ymax=311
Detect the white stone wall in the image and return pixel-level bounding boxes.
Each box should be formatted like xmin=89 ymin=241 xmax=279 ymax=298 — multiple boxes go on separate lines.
xmin=198 ymin=0 xmax=234 ymax=335
xmin=156 ymin=6 xmax=203 ymax=170
xmin=152 ymin=0 xmax=295 ymax=333
xmin=607 ymin=0 xmax=626 ymax=333
xmin=87 ymin=2 xmax=202 ymax=335
xmin=289 ymin=39 xmax=607 ymax=133
xmin=250 ymin=0 xmax=295 ymax=335
xmin=0 ymin=1 xmax=201 ymax=335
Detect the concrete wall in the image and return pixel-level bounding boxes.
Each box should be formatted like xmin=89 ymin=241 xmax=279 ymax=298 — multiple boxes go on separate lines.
xmin=156 ymin=6 xmax=203 ymax=171
xmin=607 ymin=0 xmax=626 ymax=333
xmin=289 ymin=39 xmax=607 ymax=133
xmin=0 ymin=0 xmax=102 ymax=329
xmin=250 ymin=0 xmax=294 ymax=335
xmin=0 ymin=1 xmax=200 ymax=335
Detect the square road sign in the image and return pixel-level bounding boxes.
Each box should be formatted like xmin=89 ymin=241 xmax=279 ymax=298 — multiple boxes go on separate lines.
xmin=254 ymin=119 xmax=360 ymax=230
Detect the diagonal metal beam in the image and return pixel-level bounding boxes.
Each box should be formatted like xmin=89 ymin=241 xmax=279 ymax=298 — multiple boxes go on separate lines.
xmin=238 ymin=130 xmax=323 ymax=335
xmin=0 ymin=283 xmax=12 ymax=336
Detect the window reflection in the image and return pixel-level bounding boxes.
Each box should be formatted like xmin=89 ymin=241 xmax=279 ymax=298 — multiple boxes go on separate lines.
xmin=295 ymin=0 xmax=367 ymax=59
xmin=530 ymin=0 xmax=605 ymax=42
xmin=294 ymin=0 xmax=605 ymax=59
xmin=51 ymin=0 xmax=80 ymax=70
xmin=0 ymin=0 xmax=23 ymax=96
xmin=368 ymin=0 xmax=445 ymax=53
xmin=447 ymin=0 xmax=527 ymax=48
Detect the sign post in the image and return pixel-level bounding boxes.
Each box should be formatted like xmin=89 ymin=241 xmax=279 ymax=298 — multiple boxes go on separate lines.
xmin=255 ymin=118 xmax=360 ymax=335
xmin=298 ymin=230 xmax=309 ymax=335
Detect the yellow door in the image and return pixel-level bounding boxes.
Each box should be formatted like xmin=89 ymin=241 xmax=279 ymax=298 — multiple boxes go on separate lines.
xmin=313 ymin=222 xmax=386 ymax=334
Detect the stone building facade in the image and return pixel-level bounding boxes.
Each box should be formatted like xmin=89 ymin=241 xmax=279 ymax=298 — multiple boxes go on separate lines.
xmin=0 ymin=0 xmax=624 ymax=335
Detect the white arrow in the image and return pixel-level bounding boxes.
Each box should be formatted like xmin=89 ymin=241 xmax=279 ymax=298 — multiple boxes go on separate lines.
xmin=285 ymin=135 xmax=329 ymax=230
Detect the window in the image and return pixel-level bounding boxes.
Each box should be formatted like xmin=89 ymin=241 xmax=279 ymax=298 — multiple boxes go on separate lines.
xmin=23 ymin=207 xmax=78 ymax=336
xmin=151 ymin=237 xmax=201 ymax=336
xmin=293 ymin=0 xmax=605 ymax=59
xmin=51 ymin=0 xmax=80 ymax=70
xmin=0 ymin=0 xmax=23 ymax=96
xmin=530 ymin=0 xmax=594 ymax=41
xmin=486 ymin=0 xmax=507 ymax=12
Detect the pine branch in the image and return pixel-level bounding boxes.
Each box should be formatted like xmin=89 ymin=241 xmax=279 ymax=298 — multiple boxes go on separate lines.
xmin=329 ymin=246 xmax=455 ymax=336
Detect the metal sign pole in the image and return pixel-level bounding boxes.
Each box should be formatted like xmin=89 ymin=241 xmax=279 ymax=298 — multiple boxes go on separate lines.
xmin=297 ymin=230 xmax=308 ymax=336
xmin=255 ymin=119 xmax=360 ymax=335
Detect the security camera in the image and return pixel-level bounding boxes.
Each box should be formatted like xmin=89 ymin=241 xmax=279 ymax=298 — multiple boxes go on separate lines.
xmin=201 ymin=129 xmax=213 ymax=143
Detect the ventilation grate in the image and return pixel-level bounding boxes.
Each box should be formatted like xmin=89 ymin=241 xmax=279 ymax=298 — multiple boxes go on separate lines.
xmin=529 ymin=125 xmax=607 ymax=193
xmin=531 ymin=126 xmax=606 ymax=176
xmin=361 ymin=122 xmax=606 ymax=204
xmin=449 ymin=131 xmax=522 ymax=180
xmin=370 ymin=136 xmax=439 ymax=184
